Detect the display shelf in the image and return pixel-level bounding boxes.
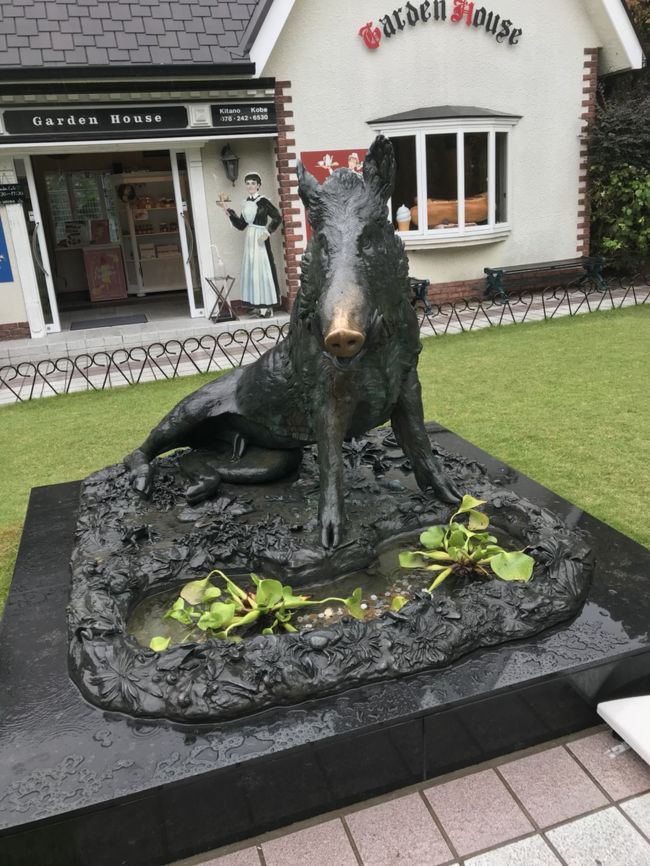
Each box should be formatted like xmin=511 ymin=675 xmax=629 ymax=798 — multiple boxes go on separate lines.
xmin=115 ymin=171 xmax=186 ymax=296
xmin=133 ymin=231 xmax=181 ymax=238
xmin=141 ymin=255 xmax=183 ymax=262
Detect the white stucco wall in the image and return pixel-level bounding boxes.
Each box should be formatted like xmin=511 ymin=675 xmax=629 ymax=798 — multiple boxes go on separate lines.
xmin=263 ymin=0 xmax=602 ymax=284
xmin=201 ymin=137 xmax=287 ymax=300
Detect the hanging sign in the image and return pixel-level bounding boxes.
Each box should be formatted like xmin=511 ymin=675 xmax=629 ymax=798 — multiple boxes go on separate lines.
xmin=211 ymin=102 xmax=277 ymax=133
xmin=0 ymin=223 xmax=14 ymax=283
xmin=3 ymin=106 xmax=189 ymax=137
xmin=359 ymin=1 xmax=523 ymax=50
xmin=0 ymin=183 xmax=25 ymax=204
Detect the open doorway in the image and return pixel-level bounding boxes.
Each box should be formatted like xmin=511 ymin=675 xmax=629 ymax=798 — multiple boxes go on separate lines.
xmin=19 ymin=149 xmax=202 ymax=330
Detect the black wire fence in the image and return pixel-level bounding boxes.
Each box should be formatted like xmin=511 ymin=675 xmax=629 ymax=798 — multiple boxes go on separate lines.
xmin=1 ymin=277 xmax=648 ymax=404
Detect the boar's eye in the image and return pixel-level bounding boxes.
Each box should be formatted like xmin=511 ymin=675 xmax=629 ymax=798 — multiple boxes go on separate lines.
xmin=358 ymin=232 xmax=375 ymax=255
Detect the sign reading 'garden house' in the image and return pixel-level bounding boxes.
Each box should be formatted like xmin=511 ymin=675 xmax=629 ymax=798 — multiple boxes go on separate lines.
xmin=359 ymin=0 xmax=523 ymax=49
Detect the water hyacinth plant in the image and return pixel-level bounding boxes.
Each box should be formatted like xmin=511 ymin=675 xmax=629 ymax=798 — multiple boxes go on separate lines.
xmin=399 ymin=495 xmax=534 ymax=592
xmin=149 ymin=569 xmax=365 ymax=651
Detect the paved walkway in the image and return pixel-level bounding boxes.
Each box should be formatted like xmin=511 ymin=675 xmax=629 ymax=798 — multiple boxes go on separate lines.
xmin=0 ymin=282 xmax=648 ymax=404
xmin=175 ymin=726 xmax=650 ymax=866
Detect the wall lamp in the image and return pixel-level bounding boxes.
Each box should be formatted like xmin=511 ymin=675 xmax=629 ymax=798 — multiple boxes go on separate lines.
xmin=221 ymin=144 xmax=240 ymax=186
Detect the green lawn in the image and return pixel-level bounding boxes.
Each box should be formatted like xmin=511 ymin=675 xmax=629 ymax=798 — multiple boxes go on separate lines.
xmin=1 ymin=304 xmax=648 ymax=615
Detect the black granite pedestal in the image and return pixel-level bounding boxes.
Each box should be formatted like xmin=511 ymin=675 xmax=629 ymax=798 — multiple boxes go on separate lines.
xmin=1 ymin=429 xmax=649 ymax=866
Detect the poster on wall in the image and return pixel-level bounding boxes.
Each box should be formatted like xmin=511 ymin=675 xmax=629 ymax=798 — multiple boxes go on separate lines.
xmin=90 ymin=219 xmax=111 ymax=245
xmin=0 ymin=223 xmax=14 ymax=283
xmin=83 ymin=246 xmax=128 ymax=302
xmin=299 ymin=149 xmax=368 ymax=239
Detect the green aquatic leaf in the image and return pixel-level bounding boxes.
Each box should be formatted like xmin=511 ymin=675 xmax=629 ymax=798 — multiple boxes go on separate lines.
xmin=343 ymin=587 xmax=365 ymax=621
xmin=196 ymin=602 xmax=236 ymax=632
xmin=467 ymin=509 xmax=490 ymax=530
xmin=282 ymin=586 xmax=312 ymax=607
xmin=419 ymin=525 xmax=445 ymax=549
xmin=180 ymin=577 xmax=221 ymax=606
xmin=166 ymin=599 xmax=194 ymax=626
xmin=390 ymin=595 xmax=408 ymax=612
xmin=149 ymin=635 xmax=171 ymax=652
xmin=448 ymin=529 xmax=467 ymax=551
xmin=427 ymin=566 xmax=453 ymax=590
xmin=223 ymin=608 xmax=262 ymax=636
xmin=399 ymin=550 xmax=430 ymax=568
xmin=254 ymin=578 xmax=285 ymax=609
xmin=490 ymin=550 xmax=534 ymax=582
xmin=455 ymin=495 xmax=487 ymax=515
xmin=221 ymin=574 xmax=249 ymax=603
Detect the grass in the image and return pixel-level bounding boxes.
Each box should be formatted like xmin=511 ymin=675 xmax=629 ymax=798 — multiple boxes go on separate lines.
xmin=419 ymin=303 xmax=650 ymax=549
xmin=0 ymin=371 xmax=216 ymax=612
xmin=0 ymin=303 xmax=648 ymax=615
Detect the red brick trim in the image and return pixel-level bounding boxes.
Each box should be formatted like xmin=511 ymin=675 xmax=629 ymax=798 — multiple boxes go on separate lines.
xmin=427 ymin=279 xmax=486 ymax=305
xmin=577 ymin=48 xmax=599 ymax=255
xmin=422 ymin=266 xmax=589 ymax=307
xmin=274 ymin=80 xmax=304 ymax=310
xmin=0 ymin=321 xmax=30 ymax=341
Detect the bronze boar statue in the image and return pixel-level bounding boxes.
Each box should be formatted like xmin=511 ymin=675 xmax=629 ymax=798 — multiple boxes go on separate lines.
xmin=124 ymin=135 xmax=460 ymax=548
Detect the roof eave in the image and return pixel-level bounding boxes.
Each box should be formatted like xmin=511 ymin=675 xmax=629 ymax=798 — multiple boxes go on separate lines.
xmin=595 ymin=0 xmax=645 ymax=73
xmin=0 ymin=63 xmax=257 ymax=85
xmin=247 ymin=0 xmax=297 ymax=77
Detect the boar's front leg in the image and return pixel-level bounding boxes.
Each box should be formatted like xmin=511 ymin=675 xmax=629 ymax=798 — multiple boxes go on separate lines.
xmin=315 ymin=401 xmax=348 ymax=549
xmin=391 ymin=368 xmax=461 ymax=504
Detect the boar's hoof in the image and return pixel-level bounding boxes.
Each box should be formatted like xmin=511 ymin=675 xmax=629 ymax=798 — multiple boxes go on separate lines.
xmin=413 ymin=455 xmax=462 ymax=505
xmin=320 ymin=515 xmax=343 ymax=549
xmin=186 ymin=473 xmax=222 ymax=505
xmin=124 ymin=449 xmax=154 ymax=498
xmin=324 ymin=328 xmax=365 ymax=359
xmin=431 ymin=473 xmax=462 ymax=505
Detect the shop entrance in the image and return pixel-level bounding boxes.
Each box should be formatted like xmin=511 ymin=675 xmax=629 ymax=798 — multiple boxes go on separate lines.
xmin=14 ymin=148 xmax=204 ymax=331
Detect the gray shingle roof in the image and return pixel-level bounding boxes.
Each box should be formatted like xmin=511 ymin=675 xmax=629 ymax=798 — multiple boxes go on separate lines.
xmin=0 ymin=0 xmax=271 ymax=69
xmin=369 ymin=106 xmax=522 ymax=124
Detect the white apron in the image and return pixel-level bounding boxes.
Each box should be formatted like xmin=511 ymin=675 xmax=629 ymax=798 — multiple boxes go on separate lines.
xmin=240 ymin=199 xmax=276 ymax=307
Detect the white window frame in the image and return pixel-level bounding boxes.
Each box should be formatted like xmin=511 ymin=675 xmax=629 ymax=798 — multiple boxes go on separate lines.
xmin=370 ymin=116 xmax=519 ymax=249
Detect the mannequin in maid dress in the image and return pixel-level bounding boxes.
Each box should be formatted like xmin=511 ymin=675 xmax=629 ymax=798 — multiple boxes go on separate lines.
xmin=224 ymin=173 xmax=282 ymax=318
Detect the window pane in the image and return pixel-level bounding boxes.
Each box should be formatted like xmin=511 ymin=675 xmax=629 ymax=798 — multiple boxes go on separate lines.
xmin=390 ymin=135 xmax=417 ymax=232
xmin=464 ymin=132 xmax=488 ymax=226
xmin=496 ymin=132 xmax=507 ymax=223
xmin=44 ymin=173 xmax=73 ymax=245
xmin=425 ymin=134 xmax=457 ymax=229
xmin=71 ymin=173 xmax=103 ymax=220
xmin=99 ymin=172 xmax=120 ymax=243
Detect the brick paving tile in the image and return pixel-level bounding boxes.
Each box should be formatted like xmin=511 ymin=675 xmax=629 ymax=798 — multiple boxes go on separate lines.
xmin=424 ymin=768 xmax=533 ymax=857
xmin=567 ymin=731 xmax=650 ymax=801
xmin=345 ymin=792 xmax=452 ymax=866
xmin=621 ymin=792 xmax=650 ymax=837
xmin=498 ymin=745 xmax=607 ymax=827
xmin=197 ymin=847 xmax=262 ymax=866
xmin=464 ymin=834 xmax=562 ymax=866
xmin=261 ymin=819 xmax=358 ymax=866
xmin=546 ymin=806 xmax=650 ymax=866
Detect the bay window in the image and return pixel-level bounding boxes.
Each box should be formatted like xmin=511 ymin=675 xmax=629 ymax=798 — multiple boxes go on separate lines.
xmin=371 ymin=107 xmax=519 ymax=247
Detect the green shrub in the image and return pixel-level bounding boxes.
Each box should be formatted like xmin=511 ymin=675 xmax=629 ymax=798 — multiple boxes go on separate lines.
xmin=588 ymin=1 xmax=649 ymax=278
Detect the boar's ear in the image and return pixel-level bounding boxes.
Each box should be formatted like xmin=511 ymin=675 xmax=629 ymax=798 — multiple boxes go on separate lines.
xmin=297 ymin=161 xmax=320 ymax=211
xmin=363 ymin=135 xmax=396 ymax=202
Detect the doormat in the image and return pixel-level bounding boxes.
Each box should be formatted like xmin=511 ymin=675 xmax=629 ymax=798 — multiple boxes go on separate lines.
xmin=70 ymin=314 xmax=148 ymax=330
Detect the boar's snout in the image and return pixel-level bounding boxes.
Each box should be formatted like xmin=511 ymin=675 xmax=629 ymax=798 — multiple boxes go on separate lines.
xmin=324 ymin=326 xmax=365 ymax=359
